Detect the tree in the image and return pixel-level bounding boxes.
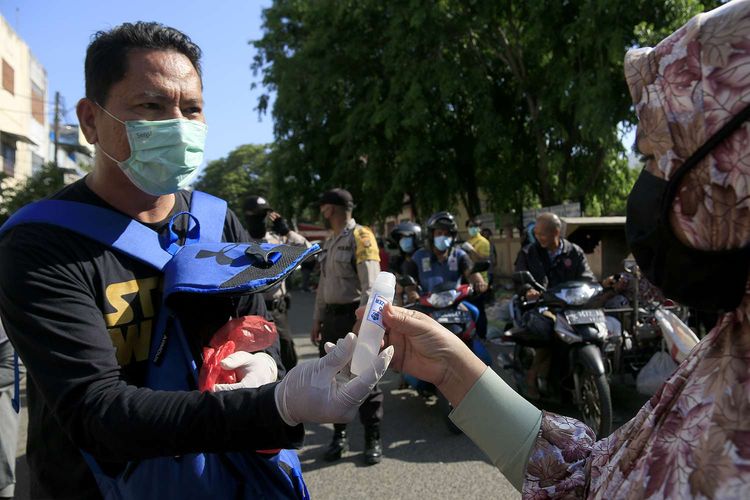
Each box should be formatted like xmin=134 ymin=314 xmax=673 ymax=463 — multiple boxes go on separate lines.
xmin=252 ymin=0 xmax=719 ymax=222
xmin=0 ymin=163 xmax=66 ymax=224
xmin=193 ymin=144 xmax=271 ymax=216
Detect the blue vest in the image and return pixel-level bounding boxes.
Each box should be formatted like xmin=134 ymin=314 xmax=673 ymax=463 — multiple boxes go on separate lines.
xmin=0 ymin=192 xmax=316 ymax=500
xmin=413 ymin=247 xmax=467 ymax=293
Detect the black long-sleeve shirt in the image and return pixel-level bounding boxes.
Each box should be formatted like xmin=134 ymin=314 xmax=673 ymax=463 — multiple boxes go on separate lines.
xmin=513 ymin=238 xmax=595 ymax=295
xmin=0 ymin=179 xmax=303 ymax=499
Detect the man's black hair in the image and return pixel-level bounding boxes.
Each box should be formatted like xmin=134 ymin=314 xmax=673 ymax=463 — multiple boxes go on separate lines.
xmin=85 ymin=21 xmax=202 ymax=105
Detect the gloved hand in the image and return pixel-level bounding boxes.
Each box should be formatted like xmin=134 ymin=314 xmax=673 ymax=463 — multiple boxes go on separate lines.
xmin=461 ymin=241 xmax=475 ymax=253
xmin=274 ymin=332 xmax=392 ymax=426
xmin=269 ymin=212 xmax=291 ymax=236
xmin=213 ymin=351 xmax=278 ymax=392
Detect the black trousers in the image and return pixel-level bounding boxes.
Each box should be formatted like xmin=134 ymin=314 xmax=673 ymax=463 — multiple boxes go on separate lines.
xmin=319 ymin=304 xmax=383 ymax=427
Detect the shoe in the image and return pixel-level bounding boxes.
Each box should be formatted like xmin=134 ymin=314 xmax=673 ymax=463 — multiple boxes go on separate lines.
xmin=364 ymin=425 xmax=383 ymax=465
xmin=324 ymin=425 xmax=348 ymax=462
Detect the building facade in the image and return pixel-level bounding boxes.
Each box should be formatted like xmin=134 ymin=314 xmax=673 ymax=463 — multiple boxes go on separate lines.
xmin=0 ymin=13 xmax=48 ymax=180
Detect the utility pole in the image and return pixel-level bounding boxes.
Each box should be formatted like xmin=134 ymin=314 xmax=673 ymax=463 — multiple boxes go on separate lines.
xmin=53 ymin=91 xmax=60 ymax=168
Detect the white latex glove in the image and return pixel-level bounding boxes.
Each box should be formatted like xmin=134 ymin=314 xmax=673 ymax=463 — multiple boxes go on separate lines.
xmin=274 ymin=332 xmax=392 ymax=426
xmin=461 ymin=241 xmax=475 ymax=253
xmin=212 ymin=352 xmax=278 ymax=392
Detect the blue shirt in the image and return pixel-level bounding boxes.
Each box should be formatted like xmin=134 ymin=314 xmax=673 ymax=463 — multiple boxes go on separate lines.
xmin=413 ymin=246 xmax=472 ymax=293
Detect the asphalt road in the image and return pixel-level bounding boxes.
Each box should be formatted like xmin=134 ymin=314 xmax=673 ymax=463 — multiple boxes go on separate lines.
xmin=287 ymin=291 xmax=518 ymax=499
xmin=13 ymin=287 xmax=650 ymax=499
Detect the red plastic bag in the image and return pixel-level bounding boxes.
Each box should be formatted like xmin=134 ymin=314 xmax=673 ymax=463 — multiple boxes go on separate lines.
xmin=198 ymin=316 xmax=278 ymax=392
xmin=198 ymin=341 xmax=237 ymax=392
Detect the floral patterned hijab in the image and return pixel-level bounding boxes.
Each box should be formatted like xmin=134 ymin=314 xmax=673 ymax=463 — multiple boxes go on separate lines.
xmin=524 ymin=1 xmax=750 ymax=497
xmin=626 ymin=0 xmax=750 ymax=252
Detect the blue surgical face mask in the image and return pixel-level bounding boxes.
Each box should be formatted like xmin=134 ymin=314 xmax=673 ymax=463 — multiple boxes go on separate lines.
xmin=96 ymin=104 xmax=207 ymax=196
xmin=433 ymin=235 xmax=452 ymax=251
xmin=399 ymin=236 xmax=415 ymax=254
xmin=468 ymin=227 xmax=480 ymax=237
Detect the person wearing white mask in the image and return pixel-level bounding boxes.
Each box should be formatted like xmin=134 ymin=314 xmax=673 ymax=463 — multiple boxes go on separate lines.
xmin=411 ymin=211 xmax=487 ymax=295
xmin=0 ymin=22 xmax=389 ymax=499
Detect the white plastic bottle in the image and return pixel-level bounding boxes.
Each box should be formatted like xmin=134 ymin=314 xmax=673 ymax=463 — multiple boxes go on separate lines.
xmin=350 ymin=271 xmax=396 ymax=376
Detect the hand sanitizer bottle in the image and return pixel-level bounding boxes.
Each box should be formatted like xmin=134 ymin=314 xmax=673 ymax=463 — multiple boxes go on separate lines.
xmin=350 ymin=272 xmax=396 ymax=376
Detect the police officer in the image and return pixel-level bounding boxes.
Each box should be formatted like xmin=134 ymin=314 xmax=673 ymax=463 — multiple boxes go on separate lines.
xmin=244 ymin=195 xmax=310 ymax=371
xmin=310 ymin=188 xmax=384 ymax=465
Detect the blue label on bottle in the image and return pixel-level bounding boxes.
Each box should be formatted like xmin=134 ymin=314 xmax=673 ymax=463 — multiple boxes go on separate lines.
xmin=366 ymin=293 xmax=388 ymax=328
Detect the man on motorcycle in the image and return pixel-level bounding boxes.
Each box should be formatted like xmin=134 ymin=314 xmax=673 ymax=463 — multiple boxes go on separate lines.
xmin=513 ymin=212 xmax=595 ymax=399
xmin=388 ymin=221 xmax=422 ymax=306
xmin=411 ymin=211 xmax=488 ymax=296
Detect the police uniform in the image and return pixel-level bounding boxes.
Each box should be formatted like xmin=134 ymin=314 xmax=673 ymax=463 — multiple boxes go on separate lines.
xmin=313 ymin=218 xmax=383 ymax=424
xmin=263 ymin=228 xmax=310 ymax=370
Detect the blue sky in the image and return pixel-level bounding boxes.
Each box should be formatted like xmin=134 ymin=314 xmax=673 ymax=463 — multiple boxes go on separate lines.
xmin=0 ymin=0 xmax=275 ymax=164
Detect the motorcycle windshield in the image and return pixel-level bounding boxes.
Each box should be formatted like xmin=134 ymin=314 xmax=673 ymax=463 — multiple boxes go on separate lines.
xmin=428 ymin=289 xmax=461 ymax=308
xmin=546 ymin=281 xmax=603 ymax=306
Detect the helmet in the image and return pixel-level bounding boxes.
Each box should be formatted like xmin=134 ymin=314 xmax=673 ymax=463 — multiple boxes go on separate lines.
xmin=426 ymin=211 xmax=458 ymax=238
xmin=390 ymin=221 xmax=422 ymax=243
xmin=390 ymin=221 xmax=422 ymax=254
xmin=243 ymin=195 xmax=272 ymax=216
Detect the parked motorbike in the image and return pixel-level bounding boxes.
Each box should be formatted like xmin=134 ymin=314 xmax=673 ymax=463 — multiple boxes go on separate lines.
xmin=397 ymin=263 xmax=492 ymax=433
xmin=600 ymin=265 xmax=696 ymax=382
xmin=501 ymin=271 xmax=615 ymax=438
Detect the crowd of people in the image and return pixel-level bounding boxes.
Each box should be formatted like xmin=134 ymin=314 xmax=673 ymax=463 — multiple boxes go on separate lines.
xmin=2 ymin=0 xmax=750 ymax=498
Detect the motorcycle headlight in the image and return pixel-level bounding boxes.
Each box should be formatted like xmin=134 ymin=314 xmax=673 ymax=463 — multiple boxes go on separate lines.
xmin=427 ymin=290 xmax=460 ymax=308
xmin=554 ymin=283 xmax=603 ymax=306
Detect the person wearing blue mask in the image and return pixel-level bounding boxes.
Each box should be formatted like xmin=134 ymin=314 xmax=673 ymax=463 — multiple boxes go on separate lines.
xmin=411 ymin=211 xmax=487 ymax=295
xmin=0 ymin=22 xmax=388 ymax=499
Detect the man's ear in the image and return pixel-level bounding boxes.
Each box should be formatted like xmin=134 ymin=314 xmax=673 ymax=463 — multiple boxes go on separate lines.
xmin=76 ymin=98 xmax=98 ymax=145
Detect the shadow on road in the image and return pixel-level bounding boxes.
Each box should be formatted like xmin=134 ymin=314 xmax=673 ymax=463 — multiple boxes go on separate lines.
xmin=297 ymin=370 xmax=493 ymax=474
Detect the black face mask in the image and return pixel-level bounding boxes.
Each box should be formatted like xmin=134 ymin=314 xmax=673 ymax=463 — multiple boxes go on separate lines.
xmin=626 ymin=102 xmax=750 ymax=312
xmin=246 ymin=214 xmax=267 ymax=240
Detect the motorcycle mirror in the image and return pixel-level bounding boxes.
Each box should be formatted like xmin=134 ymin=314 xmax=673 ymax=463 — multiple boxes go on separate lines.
xmin=512 ymin=270 xmax=534 ymax=285
xmin=512 ymin=270 xmax=545 ymax=291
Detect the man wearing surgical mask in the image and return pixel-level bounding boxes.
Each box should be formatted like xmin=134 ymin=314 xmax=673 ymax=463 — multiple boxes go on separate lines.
xmin=411 ymin=211 xmax=487 ymax=295
xmin=0 ymin=23 xmax=389 ymax=499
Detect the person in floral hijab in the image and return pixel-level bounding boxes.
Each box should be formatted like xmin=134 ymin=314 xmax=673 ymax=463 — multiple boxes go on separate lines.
xmin=525 ymin=0 xmax=750 ymax=496
xmin=381 ymin=1 xmax=750 ymax=498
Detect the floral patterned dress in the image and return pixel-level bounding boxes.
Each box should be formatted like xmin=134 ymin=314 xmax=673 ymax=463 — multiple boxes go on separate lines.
xmin=523 ymin=1 xmax=750 ymax=497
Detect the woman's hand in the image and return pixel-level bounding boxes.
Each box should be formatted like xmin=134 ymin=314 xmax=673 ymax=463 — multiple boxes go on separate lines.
xmin=381 ymin=304 xmax=486 ymax=406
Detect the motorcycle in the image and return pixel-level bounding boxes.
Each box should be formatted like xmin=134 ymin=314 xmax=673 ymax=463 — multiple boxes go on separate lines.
xmin=397 ymin=263 xmax=492 ymax=433
xmin=600 ymin=265 xmax=697 ymax=383
xmin=501 ymin=271 xmax=615 ymax=438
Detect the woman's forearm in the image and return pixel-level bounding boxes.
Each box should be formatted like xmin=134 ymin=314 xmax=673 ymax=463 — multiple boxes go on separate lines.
xmin=436 ymin=346 xmax=487 ymax=406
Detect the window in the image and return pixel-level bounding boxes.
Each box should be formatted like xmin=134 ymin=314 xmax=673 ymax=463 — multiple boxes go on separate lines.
xmin=2 ymin=60 xmax=13 ymax=95
xmin=31 ymin=82 xmax=44 ymax=124
xmin=1 ymin=140 xmax=16 ymax=177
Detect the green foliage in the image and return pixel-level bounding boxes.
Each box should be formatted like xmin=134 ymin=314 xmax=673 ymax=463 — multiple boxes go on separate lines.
xmin=252 ymin=0 xmax=719 ymax=223
xmin=0 ymin=163 xmax=66 ymax=224
xmin=584 ymin=155 xmax=641 ymax=216
xmin=193 ymin=144 xmax=271 ymax=216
